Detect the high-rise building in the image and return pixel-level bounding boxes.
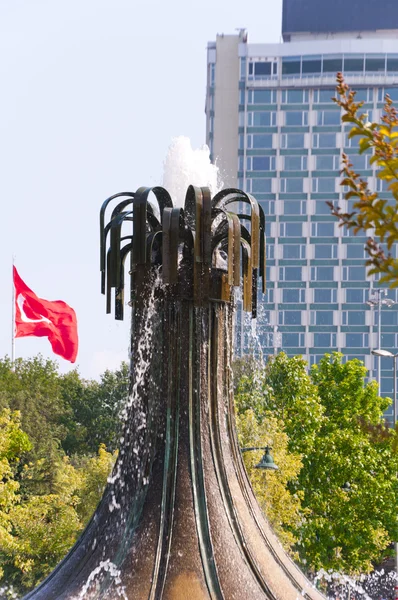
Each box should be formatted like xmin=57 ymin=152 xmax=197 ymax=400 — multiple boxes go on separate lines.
xmin=205 ymin=0 xmax=398 ymax=420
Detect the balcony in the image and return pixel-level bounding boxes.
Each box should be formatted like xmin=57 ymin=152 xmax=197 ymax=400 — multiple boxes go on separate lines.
xmin=247 ymin=72 xmax=398 ymax=89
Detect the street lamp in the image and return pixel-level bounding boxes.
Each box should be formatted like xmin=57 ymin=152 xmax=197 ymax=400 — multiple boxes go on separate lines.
xmin=367 ymin=290 xmax=396 ymax=388
xmin=371 ymin=347 xmax=398 ymax=590
xmin=241 ymin=446 xmax=279 ymax=470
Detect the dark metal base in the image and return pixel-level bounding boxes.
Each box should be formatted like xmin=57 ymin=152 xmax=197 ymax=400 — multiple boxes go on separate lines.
xmin=23 ymin=295 xmax=323 ymax=599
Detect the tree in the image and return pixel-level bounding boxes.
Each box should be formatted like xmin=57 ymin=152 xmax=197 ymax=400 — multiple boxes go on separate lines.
xmin=330 ymin=73 xmax=398 ymax=286
xmin=235 ymin=353 xmax=324 ymax=455
xmin=59 ymin=362 xmax=129 ymax=455
xmin=234 ymin=352 xmax=398 ymax=575
xmin=236 ymin=409 xmax=304 ymax=552
xmin=296 ymin=353 xmax=398 ymax=575
xmin=0 ymin=432 xmax=116 ymax=594
xmin=0 ymin=356 xmax=70 ymax=468
xmin=0 ymin=356 xmax=122 ymax=595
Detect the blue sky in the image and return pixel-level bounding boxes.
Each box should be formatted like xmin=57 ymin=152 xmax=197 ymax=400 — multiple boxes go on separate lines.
xmin=0 ymin=0 xmax=282 ymax=378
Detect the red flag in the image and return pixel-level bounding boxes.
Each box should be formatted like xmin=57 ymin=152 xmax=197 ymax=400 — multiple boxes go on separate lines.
xmin=13 ymin=266 xmax=78 ymax=363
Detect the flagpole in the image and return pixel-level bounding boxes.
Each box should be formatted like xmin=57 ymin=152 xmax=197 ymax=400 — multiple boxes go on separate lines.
xmin=11 ymin=258 xmax=15 ymax=368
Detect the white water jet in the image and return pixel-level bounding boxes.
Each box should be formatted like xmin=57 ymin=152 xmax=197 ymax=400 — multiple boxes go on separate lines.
xmin=162 ymin=136 xmax=222 ymax=207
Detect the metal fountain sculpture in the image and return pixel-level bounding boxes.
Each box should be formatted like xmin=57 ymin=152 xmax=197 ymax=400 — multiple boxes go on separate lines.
xmin=24 ymin=186 xmax=323 ymax=599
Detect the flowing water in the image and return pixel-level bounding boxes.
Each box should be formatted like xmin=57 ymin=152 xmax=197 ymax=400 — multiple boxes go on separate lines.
xmin=162 ymin=136 xmax=221 ymax=206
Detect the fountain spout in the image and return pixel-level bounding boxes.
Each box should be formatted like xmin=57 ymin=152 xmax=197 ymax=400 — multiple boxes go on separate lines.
xmin=23 ymin=185 xmax=323 ymax=600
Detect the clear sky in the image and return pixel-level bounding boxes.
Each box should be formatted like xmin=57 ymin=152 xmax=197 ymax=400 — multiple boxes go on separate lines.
xmin=0 ymin=0 xmax=283 ymax=379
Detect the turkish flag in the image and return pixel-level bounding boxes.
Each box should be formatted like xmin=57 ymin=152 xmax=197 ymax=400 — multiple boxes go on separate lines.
xmin=13 ymin=266 xmax=78 ymax=363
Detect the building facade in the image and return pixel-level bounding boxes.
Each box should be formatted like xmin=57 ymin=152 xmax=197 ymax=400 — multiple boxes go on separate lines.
xmin=205 ymin=1 xmax=398 ymax=420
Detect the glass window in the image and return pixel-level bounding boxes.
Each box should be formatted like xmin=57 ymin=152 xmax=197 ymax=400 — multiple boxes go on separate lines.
xmin=284 ymin=200 xmax=306 ymax=215
xmin=282 ymin=333 xmax=305 ymax=347
xmin=280 ymin=311 xmax=302 ymax=325
xmin=282 ymin=89 xmax=309 ymax=104
xmin=312 ymin=222 xmax=335 ymax=236
xmin=283 ymin=245 xmax=306 ymax=259
xmin=344 ymin=56 xmax=364 ymax=72
xmin=284 ymin=155 xmax=308 ymax=170
xmin=251 ymin=134 xmax=273 ymax=149
xmin=249 ymin=111 xmax=276 ymax=127
xmin=316 ymin=155 xmax=340 ymax=170
xmin=353 ymin=88 xmax=373 ymax=102
xmin=317 ymin=111 xmax=341 ymax=126
xmin=315 ymin=245 xmax=337 ymax=259
xmin=346 ymin=289 xmax=365 ymax=303
xmin=314 ymin=89 xmax=335 ymax=103
xmin=381 ymin=311 xmax=398 ymax=326
xmin=381 ymin=333 xmax=395 ymax=348
xmin=302 ymin=56 xmax=322 ymax=74
xmin=281 ymin=178 xmax=304 ymax=193
xmin=283 ymin=289 xmax=306 ymax=303
xmin=251 ymin=156 xmax=274 ymax=171
xmin=312 ymin=311 xmax=334 ymax=325
xmin=314 ymin=333 xmax=333 ymax=347
xmin=382 ymin=88 xmax=398 ymax=102
xmin=281 ymin=133 xmax=305 ymax=149
xmin=343 ymin=266 xmax=366 ymax=281
xmin=314 ymin=289 xmax=337 ymax=303
xmin=315 ymin=155 xmax=334 ymax=170
xmin=348 ymin=154 xmax=367 ymax=170
xmin=387 ymin=57 xmax=398 ymax=73
xmin=263 ymin=200 xmax=276 ymax=215
xmin=251 ymin=179 xmax=272 ymax=193
xmin=315 ymin=201 xmax=334 ymax=215
xmin=313 ymin=133 xmax=336 ymax=148
xmin=311 ymin=266 xmax=334 ymax=281
xmin=266 ymin=244 xmax=275 ymax=260
xmin=254 ymin=62 xmax=272 ymax=76
xmin=381 ymin=378 xmax=393 ymax=394
xmin=285 ymin=111 xmax=308 ymax=126
xmin=346 ymin=333 xmax=368 ymax=347
xmin=376 ymin=178 xmax=390 ymax=193
xmin=343 ymin=311 xmax=366 ymax=325
xmin=346 ymin=244 xmax=366 ymax=259
xmin=323 ymin=57 xmax=343 ymax=73
xmin=280 ymin=267 xmax=302 ymax=281
xmin=312 ymin=178 xmax=336 ymax=193
xmin=248 ymin=90 xmax=277 ymax=104
xmin=282 ymin=57 xmax=301 ymax=75
xmin=365 ymin=57 xmax=386 ymax=73
xmin=281 ymin=222 xmax=303 ymax=236
xmin=210 ymin=63 xmax=215 ymax=86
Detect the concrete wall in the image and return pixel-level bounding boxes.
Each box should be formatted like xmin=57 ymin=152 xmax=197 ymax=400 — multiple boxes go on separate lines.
xmin=213 ymin=34 xmax=240 ymax=187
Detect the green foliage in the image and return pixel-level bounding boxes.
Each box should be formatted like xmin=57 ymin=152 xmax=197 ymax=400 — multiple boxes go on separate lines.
xmin=60 ymin=362 xmax=129 ymax=455
xmin=234 ymin=352 xmax=398 ymax=576
xmin=0 ymin=356 xmax=69 ymax=467
xmin=235 ymin=354 xmax=324 ymax=455
xmin=331 ymin=73 xmax=398 ymax=286
xmin=0 ymin=356 xmax=121 ymax=595
xmin=297 ymin=354 xmax=398 ymax=574
xmin=74 ymin=444 xmax=117 ymax=524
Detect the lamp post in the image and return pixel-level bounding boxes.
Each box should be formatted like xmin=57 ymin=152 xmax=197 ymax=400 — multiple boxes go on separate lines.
xmin=241 ymin=446 xmax=279 ymax=470
xmin=372 ymin=348 xmax=398 ymax=596
xmin=367 ymin=290 xmax=396 ymax=388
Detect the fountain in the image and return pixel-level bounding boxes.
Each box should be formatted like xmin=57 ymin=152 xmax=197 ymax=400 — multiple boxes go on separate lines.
xmin=23 ymin=183 xmax=324 ymax=599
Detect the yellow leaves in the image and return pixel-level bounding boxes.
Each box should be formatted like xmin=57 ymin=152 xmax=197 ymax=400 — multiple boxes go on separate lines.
xmin=236 ymin=410 xmax=303 ymax=554
xmin=358 ymin=137 xmax=372 ymax=154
